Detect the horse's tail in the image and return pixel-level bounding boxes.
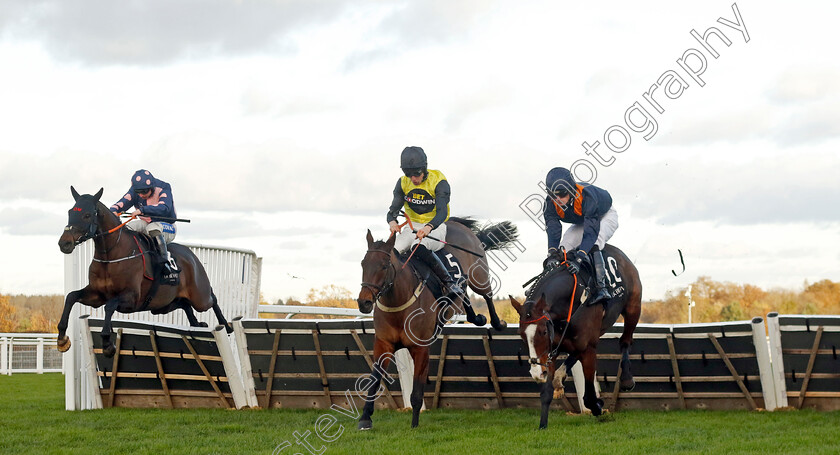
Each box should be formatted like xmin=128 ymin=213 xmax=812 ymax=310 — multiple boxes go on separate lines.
xmin=449 ymin=216 xmax=520 ymax=252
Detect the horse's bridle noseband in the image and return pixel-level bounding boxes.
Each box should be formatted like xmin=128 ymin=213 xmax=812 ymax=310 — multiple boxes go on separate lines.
xmin=522 ymin=312 xmax=559 ymax=367
xmin=72 ymin=206 xmax=100 ymax=246
xmin=70 ymin=206 xmax=125 ymax=255
xmin=360 ymin=249 xmax=397 ymax=302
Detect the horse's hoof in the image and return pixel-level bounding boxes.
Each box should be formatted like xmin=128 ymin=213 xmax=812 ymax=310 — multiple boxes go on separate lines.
xmin=471 ymin=314 xmax=487 ymax=327
xmin=620 ymin=379 xmax=636 ymax=392
xmin=57 ymin=336 xmax=71 ymax=353
xmin=590 ymin=399 xmax=604 ymax=416
xmin=103 ymin=344 xmax=116 ymax=358
xmin=225 ymin=323 xmax=234 ymax=334
xmin=539 ymin=424 xmax=548 ymax=430
xmin=491 ymin=319 xmax=508 ymax=331
xmin=198 ymin=322 xmax=209 ymax=328
xmin=358 ymin=420 xmax=372 ymax=431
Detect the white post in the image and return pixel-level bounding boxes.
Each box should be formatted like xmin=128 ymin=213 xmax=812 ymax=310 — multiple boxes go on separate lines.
xmin=685 ymin=285 xmax=695 ymax=324
xmin=395 ymin=348 xmax=421 ymax=410
xmin=751 ymin=317 xmax=776 ymax=410
xmin=37 ymin=337 xmax=44 ymax=374
xmin=64 ymin=251 xmax=80 ymax=410
xmin=571 ymin=361 xmax=601 ymax=414
xmin=214 ymin=325 xmax=248 ymax=410
xmin=78 ymin=316 xmax=103 ymax=410
xmin=231 ymin=318 xmax=259 ymax=408
xmin=765 ymin=312 xmax=788 ymax=409
xmin=1 ymin=337 xmax=8 ymax=375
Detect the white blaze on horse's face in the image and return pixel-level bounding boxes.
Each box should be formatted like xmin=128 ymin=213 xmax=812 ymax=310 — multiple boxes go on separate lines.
xmin=525 ymin=324 xmax=547 ymax=383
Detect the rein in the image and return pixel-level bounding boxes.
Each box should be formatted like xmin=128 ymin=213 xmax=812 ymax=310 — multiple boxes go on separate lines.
xmin=74 ymin=209 xmax=138 ymax=258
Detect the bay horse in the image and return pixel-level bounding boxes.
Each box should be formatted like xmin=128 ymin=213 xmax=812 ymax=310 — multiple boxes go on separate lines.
xmin=56 ymin=187 xmax=231 ymax=358
xmin=356 ymin=217 xmax=519 ymax=429
xmin=510 ymin=244 xmax=641 ymax=429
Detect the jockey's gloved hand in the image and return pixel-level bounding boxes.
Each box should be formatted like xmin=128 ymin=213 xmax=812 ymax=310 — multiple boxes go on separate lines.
xmin=543 ymin=248 xmax=560 ymax=269
xmin=566 ymin=249 xmax=589 ymax=274
xmin=573 ymin=249 xmax=589 ymax=264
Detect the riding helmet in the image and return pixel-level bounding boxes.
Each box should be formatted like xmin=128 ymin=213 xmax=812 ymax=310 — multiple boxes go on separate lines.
xmin=131 ymin=169 xmax=156 ymax=192
xmin=545 ymin=167 xmax=578 ymax=197
xmin=400 ymin=146 xmax=427 ymax=171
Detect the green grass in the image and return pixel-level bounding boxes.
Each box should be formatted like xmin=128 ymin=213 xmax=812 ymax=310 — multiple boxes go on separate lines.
xmin=1 ymin=374 xmax=839 ymax=455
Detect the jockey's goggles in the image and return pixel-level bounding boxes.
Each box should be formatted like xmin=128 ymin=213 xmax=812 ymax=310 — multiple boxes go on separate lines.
xmin=135 ymin=188 xmax=153 ymax=195
xmin=403 ymin=168 xmax=424 ymax=177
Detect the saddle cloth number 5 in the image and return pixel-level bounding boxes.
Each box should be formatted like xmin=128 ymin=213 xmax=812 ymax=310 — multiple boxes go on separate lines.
xmin=445 ymin=253 xmax=463 ymax=281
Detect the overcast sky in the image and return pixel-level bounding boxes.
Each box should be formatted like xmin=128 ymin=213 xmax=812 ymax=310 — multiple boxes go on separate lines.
xmin=1 ymin=1 xmax=838 ymax=311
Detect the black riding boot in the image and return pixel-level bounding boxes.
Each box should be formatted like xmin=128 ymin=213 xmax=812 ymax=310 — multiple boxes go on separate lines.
xmin=154 ymin=235 xmax=180 ymax=286
xmin=590 ymin=247 xmax=612 ymax=305
xmin=414 ymin=245 xmax=464 ymax=299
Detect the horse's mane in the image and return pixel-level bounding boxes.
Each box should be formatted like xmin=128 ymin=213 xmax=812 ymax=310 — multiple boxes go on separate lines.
xmin=447 ymin=216 xmax=480 ymax=231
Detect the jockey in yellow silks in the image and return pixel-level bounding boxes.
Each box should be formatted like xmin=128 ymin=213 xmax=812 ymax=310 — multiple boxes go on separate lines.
xmin=386 ymin=146 xmax=463 ymax=298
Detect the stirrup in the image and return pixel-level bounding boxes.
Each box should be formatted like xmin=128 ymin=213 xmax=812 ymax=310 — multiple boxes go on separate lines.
xmin=588 ymin=287 xmax=612 ymax=305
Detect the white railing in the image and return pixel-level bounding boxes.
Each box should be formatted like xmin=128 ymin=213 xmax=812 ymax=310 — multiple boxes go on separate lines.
xmin=259 ymin=305 xmax=371 ymax=319
xmin=0 ymin=333 xmax=62 ymax=375
xmin=258 ymin=304 xmax=470 ymax=322
xmin=64 ymin=241 xmax=262 ymax=410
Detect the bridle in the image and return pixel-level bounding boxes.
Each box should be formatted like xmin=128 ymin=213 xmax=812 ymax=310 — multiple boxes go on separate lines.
xmin=70 ymin=206 xmax=134 ymax=257
xmin=521 ymin=312 xmax=562 ymax=368
xmin=521 ymin=283 xmax=586 ymax=368
xmin=360 ymin=249 xmax=397 ymax=302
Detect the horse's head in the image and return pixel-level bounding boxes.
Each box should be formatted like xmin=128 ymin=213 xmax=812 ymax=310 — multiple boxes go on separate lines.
xmin=58 ymin=186 xmax=104 ymax=254
xmin=511 ymin=294 xmax=555 ymax=383
xmin=357 ymin=229 xmax=397 ymax=314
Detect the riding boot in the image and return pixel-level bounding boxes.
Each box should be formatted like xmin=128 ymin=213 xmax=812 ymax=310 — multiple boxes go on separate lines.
xmin=154 ymin=235 xmax=180 ymax=286
xmin=414 ymin=245 xmax=464 ymax=300
xmin=590 ymin=247 xmax=612 ymax=305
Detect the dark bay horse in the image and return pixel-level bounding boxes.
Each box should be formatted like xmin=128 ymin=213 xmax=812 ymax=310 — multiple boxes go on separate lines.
xmin=356 ymin=217 xmax=519 ymax=429
xmin=510 ymin=244 xmax=641 ymax=429
xmin=57 ymin=187 xmax=231 ymax=357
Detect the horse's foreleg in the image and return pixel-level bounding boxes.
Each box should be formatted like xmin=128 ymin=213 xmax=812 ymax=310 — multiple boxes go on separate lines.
xmin=539 ymin=363 xmax=557 ymax=429
xmin=408 ymin=345 xmax=430 ymax=428
xmin=57 ymin=287 xmax=99 ymax=353
xmin=100 ymin=302 xmax=119 ymax=358
xmin=101 ymin=294 xmax=131 ymax=358
xmin=580 ymin=349 xmax=603 ymax=416
xmin=358 ymin=339 xmax=394 ymax=431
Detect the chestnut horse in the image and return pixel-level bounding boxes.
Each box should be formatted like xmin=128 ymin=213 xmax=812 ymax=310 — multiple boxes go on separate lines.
xmin=56 ymin=187 xmax=231 ymax=358
xmin=510 ymin=244 xmax=641 ymax=429
xmin=356 ymin=217 xmax=519 ymax=429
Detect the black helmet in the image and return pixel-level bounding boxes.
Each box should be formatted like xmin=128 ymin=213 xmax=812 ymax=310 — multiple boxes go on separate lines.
xmin=400 ymin=146 xmax=427 ymax=170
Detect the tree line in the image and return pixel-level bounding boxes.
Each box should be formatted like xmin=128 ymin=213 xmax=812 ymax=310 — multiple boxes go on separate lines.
xmin=3 ymin=277 xmax=837 ymax=332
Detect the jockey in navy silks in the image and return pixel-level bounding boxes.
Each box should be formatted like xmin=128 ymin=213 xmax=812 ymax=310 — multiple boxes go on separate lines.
xmin=543 ymin=167 xmax=618 ymax=305
xmin=110 ymin=169 xmax=180 ymax=285
xmin=386 ymin=146 xmax=464 ymax=299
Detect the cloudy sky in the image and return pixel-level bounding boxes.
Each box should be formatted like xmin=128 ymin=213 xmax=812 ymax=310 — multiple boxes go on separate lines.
xmin=1 ymin=1 xmax=838 ymax=310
